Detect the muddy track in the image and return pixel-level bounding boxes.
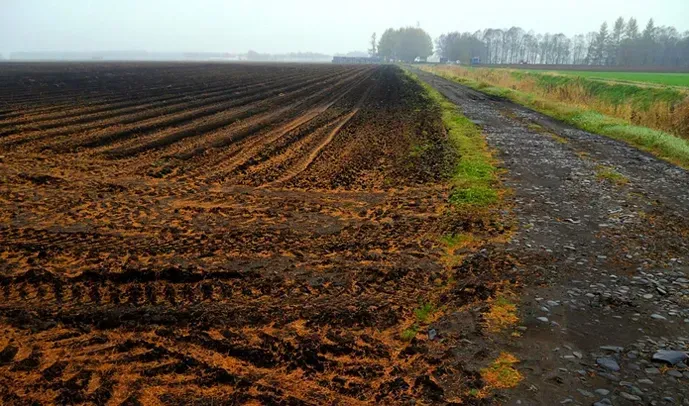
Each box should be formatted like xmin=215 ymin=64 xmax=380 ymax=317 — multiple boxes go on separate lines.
xmin=0 ymin=63 xmax=513 ymax=405
xmin=416 ymin=69 xmax=689 ymax=405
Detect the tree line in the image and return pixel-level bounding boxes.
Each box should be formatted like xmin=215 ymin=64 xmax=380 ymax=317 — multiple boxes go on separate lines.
xmin=375 ymin=27 xmax=433 ymax=62
xmin=375 ymin=18 xmax=689 ymax=67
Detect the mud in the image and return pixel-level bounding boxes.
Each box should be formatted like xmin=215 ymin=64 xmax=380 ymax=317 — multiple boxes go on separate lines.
xmin=417 ymin=69 xmax=689 ymax=405
xmin=1 ymin=63 xmax=511 ymax=404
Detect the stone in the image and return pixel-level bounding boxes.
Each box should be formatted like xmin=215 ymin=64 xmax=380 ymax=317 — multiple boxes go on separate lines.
xmin=577 ymin=389 xmax=594 ymax=397
xmin=667 ymin=370 xmax=683 ymax=378
xmin=594 ymin=399 xmax=612 ymax=406
xmin=427 ymin=329 xmax=437 ymax=341
xmin=637 ymin=378 xmax=654 ymax=385
xmin=651 ymin=314 xmax=667 ymax=320
xmin=600 ymin=345 xmax=624 ymax=353
xmin=537 ymin=316 xmax=549 ymax=323
xmin=652 ymin=350 xmax=688 ymax=365
xmin=620 ymin=392 xmax=641 ymax=401
xmin=594 ymin=389 xmax=610 ymax=396
xmin=645 ymin=367 xmax=661 ymax=375
xmin=599 ymin=372 xmax=620 ymax=382
xmin=596 ymin=357 xmax=620 ymax=372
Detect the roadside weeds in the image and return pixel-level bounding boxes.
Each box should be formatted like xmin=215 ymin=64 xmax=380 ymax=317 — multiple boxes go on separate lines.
xmin=421 ymin=65 xmax=689 ymax=170
xmin=405 ymin=67 xmax=524 ymax=397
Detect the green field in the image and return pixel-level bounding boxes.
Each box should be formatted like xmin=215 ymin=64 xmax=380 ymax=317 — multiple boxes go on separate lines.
xmin=528 ymin=70 xmax=689 ymax=87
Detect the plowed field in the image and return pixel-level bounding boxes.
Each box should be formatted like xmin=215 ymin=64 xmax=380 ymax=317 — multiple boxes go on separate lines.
xmin=0 ymin=63 xmax=511 ymax=405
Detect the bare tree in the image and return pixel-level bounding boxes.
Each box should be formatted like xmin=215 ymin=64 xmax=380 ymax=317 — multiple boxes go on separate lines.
xmin=432 ymin=18 xmax=689 ymax=68
xmin=572 ymin=34 xmax=587 ymax=64
xmin=368 ymin=33 xmax=377 ymax=57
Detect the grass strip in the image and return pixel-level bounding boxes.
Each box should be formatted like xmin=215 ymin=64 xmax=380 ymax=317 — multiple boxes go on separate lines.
xmin=423 ymin=67 xmax=689 ymax=169
xmin=405 ymin=69 xmax=499 ymax=207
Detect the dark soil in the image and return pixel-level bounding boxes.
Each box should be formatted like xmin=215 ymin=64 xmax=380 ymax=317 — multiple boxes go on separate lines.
xmin=0 ymin=63 xmax=507 ymax=405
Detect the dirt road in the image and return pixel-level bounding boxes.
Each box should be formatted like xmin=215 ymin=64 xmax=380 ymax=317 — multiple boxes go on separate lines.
xmin=417 ymin=70 xmax=689 ymax=405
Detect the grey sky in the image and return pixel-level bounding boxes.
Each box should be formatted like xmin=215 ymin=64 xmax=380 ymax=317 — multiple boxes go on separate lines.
xmin=2 ymin=0 xmax=688 ymax=55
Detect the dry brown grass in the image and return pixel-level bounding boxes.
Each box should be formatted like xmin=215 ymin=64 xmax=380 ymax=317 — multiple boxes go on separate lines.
xmin=480 ymin=352 xmax=523 ymax=390
xmin=428 ymin=65 xmax=689 ymax=138
xmin=482 ymin=292 xmax=519 ymax=333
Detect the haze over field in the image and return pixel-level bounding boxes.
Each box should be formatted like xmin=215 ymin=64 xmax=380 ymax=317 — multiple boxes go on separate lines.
xmin=1 ymin=0 xmax=688 ymax=56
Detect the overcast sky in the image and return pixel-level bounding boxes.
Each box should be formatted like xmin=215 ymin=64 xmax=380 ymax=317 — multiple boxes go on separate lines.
xmin=2 ymin=0 xmax=688 ymax=55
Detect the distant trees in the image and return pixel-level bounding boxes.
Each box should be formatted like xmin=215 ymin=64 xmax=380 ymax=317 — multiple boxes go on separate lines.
xmin=436 ymin=31 xmax=487 ymax=63
xmin=432 ymin=17 xmax=689 ymax=68
xmin=590 ymin=22 xmax=609 ymax=65
xmin=377 ymin=27 xmax=433 ymax=62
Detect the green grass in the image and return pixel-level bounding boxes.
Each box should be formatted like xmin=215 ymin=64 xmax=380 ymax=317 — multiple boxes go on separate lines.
xmin=404 ymin=69 xmax=499 ymax=207
xmin=568 ymin=111 xmax=689 ymax=167
xmin=413 ymin=302 xmax=436 ymax=323
xmin=595 ymin=165 xmax=629 ymax=185
xmin=439 ymin=233 xmax=470 ymax=247
xmin=429 ymin=70 xmax=689 ymax=169
xmin=525 ymin=72 xmax=687 ymax=108
xmin=528 ymin=70 xmax=689 ymax=87
xmin=400 ymin=325 xmax=418 ymax=341
xmin=399 ymin=303 xmax=436 ymax=341
xmin=449 ymin=186 xmax=498 ymax=206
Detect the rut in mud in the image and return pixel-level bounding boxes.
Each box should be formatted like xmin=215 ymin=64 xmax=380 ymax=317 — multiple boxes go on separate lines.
xmin=0 ymin=63 xmax=512 ymax=405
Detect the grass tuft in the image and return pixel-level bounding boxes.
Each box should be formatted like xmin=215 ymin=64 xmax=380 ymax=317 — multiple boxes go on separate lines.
xmin=400 ymin=325 xmax=418 ymax=341
xmin=439 ymin=233 xmax=470 ymax=247
xmin=399 ymin=302 xmax=436 ymax=342
xmin=450 ymin=186 xmax=498 ymax=206
xmin=595 ymin=165 xmax=629 ymax=185
xmin=483 ymin=295 xmax=519 ymax=333
xmin=480 ymin=352 xmax=523 ymax=390
xmin=414 ymin=302 xmax=436 ymax=323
